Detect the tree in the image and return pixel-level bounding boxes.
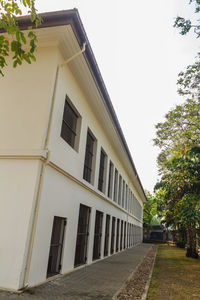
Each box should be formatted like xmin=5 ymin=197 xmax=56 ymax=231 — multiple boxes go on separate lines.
xmin=0 ymin=0 xmax=41 ymax=76
xmin=154 ymin=148 xmax=200 ymax=257
xmin=177 ymin=54 xmax=200 ymax=97
xmin=154 ymin=54 xmax=200 ymax=257
xmin=154 ymin=55 xmax=200 ymax=167
xmin=143 ymin=191 xmax=159 ymax=240
xmin=174 ymin=0 xmax=200 ymax=37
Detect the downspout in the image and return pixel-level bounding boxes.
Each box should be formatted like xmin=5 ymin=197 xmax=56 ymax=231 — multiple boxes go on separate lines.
xmin=22 ymin=43 xmax=86 ymax=290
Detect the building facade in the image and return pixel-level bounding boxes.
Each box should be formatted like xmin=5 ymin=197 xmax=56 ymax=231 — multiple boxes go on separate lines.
xmin=0 ymin=10 xmax=146 ymax=291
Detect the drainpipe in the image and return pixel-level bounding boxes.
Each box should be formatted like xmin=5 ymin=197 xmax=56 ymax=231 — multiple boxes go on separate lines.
xmin=22 ymin=42 xmax=86 ymax=290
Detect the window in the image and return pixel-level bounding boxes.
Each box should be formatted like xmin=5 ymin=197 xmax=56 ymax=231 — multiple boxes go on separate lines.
xmin=98 ymin=149 xmax=107 ymax=192
xmin=113 ymin=169 xmax=118 ymax=202
xmin=83 ymin=130 xmax=95 ymax=183
xmin=118 ymin=175 xmax=122 ymax=205
xmin=125 ymin=184 xmax=128 ymax=210
xmin=107 ymin=161 xmax=114 ymax=198
xmin=61 ymin=97 xmax=79 ymax=149
xmin=122 ymin=180 xmax=125 ymax=208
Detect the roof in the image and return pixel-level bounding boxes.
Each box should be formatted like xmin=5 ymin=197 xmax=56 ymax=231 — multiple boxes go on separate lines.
xmin=17 ymin=9 xmax=147 ymax=202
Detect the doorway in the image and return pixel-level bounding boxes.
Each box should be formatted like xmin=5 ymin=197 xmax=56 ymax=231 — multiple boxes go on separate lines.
xmin=47 ymin=216 xmax=66 ymax=278
xmin=74 ymin=204 xmax=91 ymax=267
xmin=110 ymin=217 xmax=116 ymax=254
xmin=104 ymin=214 xmax=110 ymax=257
xmin=93 ymin=210 xmax=103 ymax=260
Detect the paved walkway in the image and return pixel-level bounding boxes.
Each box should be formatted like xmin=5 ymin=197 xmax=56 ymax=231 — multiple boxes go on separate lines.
xmin=0 ymin=243 xmax=152 ymax=300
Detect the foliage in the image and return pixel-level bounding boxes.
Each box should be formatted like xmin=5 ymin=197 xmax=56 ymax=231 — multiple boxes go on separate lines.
xmin=154 ymin=54 xmax=200 ymax=167
xmin=154 ymin=99 xmax=200 ymax=167
xmin=154 ymin=147 xmax=200 ymax=257
xmin=177 ymin=54 xmax=200 ymax=97
xmin=154 ymin=54 xmax=200 ymax=256
xmin=143 ymin=191 xmax=159 ymax=229
xmin=174 ymin=0 xmax=200 ymax=37
xmin=0 ymin=0 xmax=41 ymax=76
xmin=154 ymin=1 xmax=200 ymax=257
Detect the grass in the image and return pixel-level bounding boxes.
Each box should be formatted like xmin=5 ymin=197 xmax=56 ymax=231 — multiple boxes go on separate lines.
xmin=147 ymin=244 xmax=200 ymax=300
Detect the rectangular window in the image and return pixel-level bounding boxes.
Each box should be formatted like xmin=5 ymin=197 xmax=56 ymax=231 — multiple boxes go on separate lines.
xmin=118 ymin=175 xmax=122 ymax=205
xmin=113 ymin=169 xmax=118 ymax=202
xmin=107 ymin=161 xmax=114 ymax=198
xmin=128 ymin=188 xmax=131 ymax=212
xmin=83 ymin=131 xmax=95 ymax=183
xmin=98 ymin=149 xmax=107 ymax=192
xmin=122 ymin=180 xmax=125 ymax=208
xmin=125 ymin=184 xmax=128 ymax=210
xmin=61 ymin=97 xmax=79 ymax=149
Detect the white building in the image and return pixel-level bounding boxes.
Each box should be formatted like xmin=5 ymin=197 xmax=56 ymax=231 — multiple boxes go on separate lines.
xmin=0 ymin=9 xmax=146 ymax=292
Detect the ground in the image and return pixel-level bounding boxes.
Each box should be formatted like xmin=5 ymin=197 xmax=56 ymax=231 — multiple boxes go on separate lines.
xmin=147 ymin=244 xmax=200 ymax=300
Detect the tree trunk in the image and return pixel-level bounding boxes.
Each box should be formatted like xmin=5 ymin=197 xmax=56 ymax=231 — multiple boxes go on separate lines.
xmin=186 ymin=226 xmax=198 ymax=258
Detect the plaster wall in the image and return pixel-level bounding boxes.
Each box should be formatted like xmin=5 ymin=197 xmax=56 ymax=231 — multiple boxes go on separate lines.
xmin=28 ymin=165 xmax=141 ymax=287
xmin=0 ymin=47 xmax=58 ymax=290
xmin=48 ymin=49 xmax=143 ymax=207
xmin=0 ymin=160 xmax=41 ymax=290
xmin=0 ymin=47 xmax=57 ymax=150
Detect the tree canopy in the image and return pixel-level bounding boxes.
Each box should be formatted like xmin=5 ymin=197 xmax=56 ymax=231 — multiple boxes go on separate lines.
xmin=0 ymin=0 xmax=41 ymax=76
xmin=154 ymin=54 xmax=200 ymax=257
xmin=174 ymin=0 xmax=200 ymax=37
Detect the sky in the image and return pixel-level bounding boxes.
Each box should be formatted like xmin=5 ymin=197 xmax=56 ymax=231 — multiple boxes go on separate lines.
xmin=35 ymin=0 xmax=200 ymax=193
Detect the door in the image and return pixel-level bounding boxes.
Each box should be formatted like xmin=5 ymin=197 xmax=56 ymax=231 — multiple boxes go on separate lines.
xmin=124 ymin=222 xmax=126 ymax=249
xmin=110 ymin=217 xmax=116 ymax=254
xmin=47 ymin=216 xmax=66 ymax=278
xmin=74 ymin=204 xmax=91 ymax=267
xmin=93 ymin=210 xmax=103 ymax=260
xmin=116 ymin=219 xmax=120 ymax=252
xmin=120 ymin=220 xmax=123 ymax=251
xmin=104 ymin=214 xmax=110 ymax=257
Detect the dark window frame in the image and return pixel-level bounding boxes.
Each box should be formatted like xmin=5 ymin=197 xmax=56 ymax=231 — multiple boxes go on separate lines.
xmin=113 ymin=169 xmax=118 ymax=202
xmin=107 ymin=161 xmax=114 ymax=198
xmin=98 ymin=149 xmax=107 ymax=192
xmin=83 ymin=130 xmax=95 ymax=183
xmin=61 ymin=97 xmax=79 ymax=149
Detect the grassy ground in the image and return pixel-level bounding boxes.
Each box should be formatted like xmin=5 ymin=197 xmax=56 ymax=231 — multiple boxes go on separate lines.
xmin=147 ymin=244 xmax=200 ymax=300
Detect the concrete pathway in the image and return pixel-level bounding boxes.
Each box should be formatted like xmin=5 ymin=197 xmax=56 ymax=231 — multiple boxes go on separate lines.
xmin=0 ymin=243 xmax=152 ymax=300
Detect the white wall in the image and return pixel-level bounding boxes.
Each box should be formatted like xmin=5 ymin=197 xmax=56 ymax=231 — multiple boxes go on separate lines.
xmin=28 ymin=165 xmax=140 ymax=287
xmin=0 ymin=160 xmax=41 ymax=290
xmin=0 ymin=39 xmax=144 ymax=290
xmin=0 ymin=47 xmax=58 ymax=290
xmin=27 ymin=45 xmax=144 ymax=287
xmin=47 ymin=49 xmax=143 ymax=213
xmin=0 ymin=47 xmax=57 ymax=150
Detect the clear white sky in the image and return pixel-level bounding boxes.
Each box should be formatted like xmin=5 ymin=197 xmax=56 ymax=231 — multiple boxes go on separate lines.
xmin=36 ymin=0 xmax=199 ymax=193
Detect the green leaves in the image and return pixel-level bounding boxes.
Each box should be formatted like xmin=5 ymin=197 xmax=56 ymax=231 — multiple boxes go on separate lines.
xmin=0 ymin=0 xmax=41 ymax=75
xmin=143 ymin=191 xmax=159 ymax=229
xmin=174 ymin=0 xmax=200 ymax=38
